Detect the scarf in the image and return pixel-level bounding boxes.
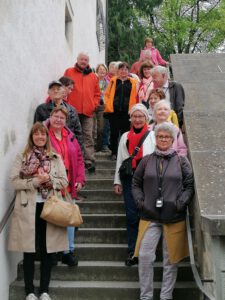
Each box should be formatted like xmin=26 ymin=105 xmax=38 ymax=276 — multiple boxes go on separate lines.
xmin=127 ymin=124 xmax=148 ymax=169
xmin=138 ymin=77 xmax=153 ymax=101
xmin=155 ymin=146 xmax=176 ymax=158
xmin=20 ymin=147 xmax=52 ymax=199
xmin=75 ymin=63 xmax=92 ymax=75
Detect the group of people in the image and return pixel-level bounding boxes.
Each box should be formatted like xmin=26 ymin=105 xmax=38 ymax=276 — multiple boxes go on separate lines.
xmin=7 ymin=36 xmax=194 ymax=300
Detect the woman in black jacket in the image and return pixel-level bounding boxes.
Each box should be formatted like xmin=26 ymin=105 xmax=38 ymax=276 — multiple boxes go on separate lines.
xmin=132 ymin=122 xmax=194 ymax=300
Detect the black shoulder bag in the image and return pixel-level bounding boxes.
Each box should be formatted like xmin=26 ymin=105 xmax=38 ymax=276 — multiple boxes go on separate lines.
xmin=119 ymin=130 xmax=150 ymax=180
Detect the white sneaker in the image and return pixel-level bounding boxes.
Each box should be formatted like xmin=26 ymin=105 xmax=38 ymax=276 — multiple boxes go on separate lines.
xmin=25 ymin=293 xmax=38 ymax=300
xmin=39 ymin=293 xmax=52 ymax=300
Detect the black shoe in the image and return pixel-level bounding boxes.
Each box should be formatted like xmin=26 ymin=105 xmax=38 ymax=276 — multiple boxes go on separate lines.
xmin=85 ymin=163 xmax=96 ymax=173
xmin=62 ymin=252 xmax=78 ymax=267
xmin=111 ymin=154 xmax=117 ymax=161
xmin=51 ymin=253 xmax=58 ymax=266
xmin=125 ymin=254 xmax=138 ymax=267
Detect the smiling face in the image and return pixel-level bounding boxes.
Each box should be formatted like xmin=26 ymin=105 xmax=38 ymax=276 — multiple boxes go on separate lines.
xmin=50 ymin=110 xmax=67 ymax=131
xmin=149 ymin=93 xmax=161 ymax=109
xmin=32 ymin=130 xmax=47 ymax=148
xmin=143 ymin=67 xmax=152 ymax=79
xmin=156 ymin=130 xmax=173 ymax=151
xmin=77 ymin=54 xmax=89 ymax=69
xmin=130 ymin=110 xmax=146 ymax=129
xmin=118 ymin=66 xmax=129 ymax=80
xmin=97 ymin=65 xmax=107 ymax=79
xmin=155 ymin=103 xmax=170 ymax=123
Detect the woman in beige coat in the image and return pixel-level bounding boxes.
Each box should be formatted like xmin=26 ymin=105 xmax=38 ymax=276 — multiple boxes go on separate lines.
xmin=8 ymin=122 xmax=68 ymax=300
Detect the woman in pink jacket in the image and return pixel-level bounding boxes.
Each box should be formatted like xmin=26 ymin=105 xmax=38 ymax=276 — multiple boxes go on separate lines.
xmin=149 ymin=100 xmax=187 ymax=156
xmin=46 ymin=106 xmax=85 ymax=266
xmin=140 ymin=37 xmax=168 ymax=67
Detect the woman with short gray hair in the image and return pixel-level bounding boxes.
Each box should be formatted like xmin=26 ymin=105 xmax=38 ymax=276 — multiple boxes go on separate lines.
xmin=132 ymin=122 xmax=194 ymax=300
xmin=150 ymin=100 xmax=187 ymax=156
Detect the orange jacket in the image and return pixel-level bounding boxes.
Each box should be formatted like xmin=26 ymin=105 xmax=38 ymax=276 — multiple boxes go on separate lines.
xmin=104 ymin=76 xmax=137 ymax=113
xmin=64 ymin=66 xmax=100 ymax=117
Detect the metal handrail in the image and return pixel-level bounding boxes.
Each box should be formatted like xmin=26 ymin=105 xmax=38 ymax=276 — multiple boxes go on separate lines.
xmin=186 ymin=209 xmax=214 ymax=300
xmin=0 ymin=196 xmax=15 ymax=234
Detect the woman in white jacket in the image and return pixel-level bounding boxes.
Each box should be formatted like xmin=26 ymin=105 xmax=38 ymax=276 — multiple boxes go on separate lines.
xmin=114 ymin=104 xmax=155 ymax=266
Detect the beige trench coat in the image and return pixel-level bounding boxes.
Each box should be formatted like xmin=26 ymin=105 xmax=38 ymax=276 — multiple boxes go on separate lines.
xmin=8 ymin=152 xmax=69 ymax=253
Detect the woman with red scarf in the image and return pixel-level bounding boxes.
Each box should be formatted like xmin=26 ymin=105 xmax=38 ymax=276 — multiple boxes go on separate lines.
xmin=46 ymin=106 xmax=85 ymax=267
xmin=114 ymin=104 xmax=155 ymax=266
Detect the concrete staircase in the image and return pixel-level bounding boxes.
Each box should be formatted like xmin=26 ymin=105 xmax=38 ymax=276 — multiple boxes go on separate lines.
xmin=9 ymin=152 xmax=200 ymax=300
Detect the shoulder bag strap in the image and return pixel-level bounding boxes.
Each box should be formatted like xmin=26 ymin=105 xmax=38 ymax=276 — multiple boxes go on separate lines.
xmin=130 ymin=130 xmax=150 ymax=159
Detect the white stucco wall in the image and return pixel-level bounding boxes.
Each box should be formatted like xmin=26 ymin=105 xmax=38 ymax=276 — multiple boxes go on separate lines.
xmin=0 ymin=0 xmax=106 ymax=299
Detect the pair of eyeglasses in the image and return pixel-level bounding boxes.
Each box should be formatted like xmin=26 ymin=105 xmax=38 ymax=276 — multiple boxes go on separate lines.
xmin=156 ymin=135 xmax=172 ymax=141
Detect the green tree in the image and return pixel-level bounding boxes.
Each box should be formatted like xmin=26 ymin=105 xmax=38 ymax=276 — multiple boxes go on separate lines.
xmin=148 ymin=0 xmax=225 ymax=58
xmin=107 ymin=0 xmax=162 ymax=65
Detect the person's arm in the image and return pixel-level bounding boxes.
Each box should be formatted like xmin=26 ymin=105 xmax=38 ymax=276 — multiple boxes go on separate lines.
xmin=174 ymin=82 xmax=185 ymax=127
xmin=73 ymin=139 xmax=86 ymax=187
xmin=93 ymin=75 xmax=101 ymax=109
xmin=176 ymin=156 xmax=194 ymax=212
xmin=155 ymin=49 xmax=167 ymax=66
xmin=67 ymin=105 xmax=84 ymax=152
xmin=175 ymin=128 xmax=187 ymax=156
xmin=49 ymin=155 xmax=68 ymax=190
xmin=132 ymin=156 xmax=148 ymax=211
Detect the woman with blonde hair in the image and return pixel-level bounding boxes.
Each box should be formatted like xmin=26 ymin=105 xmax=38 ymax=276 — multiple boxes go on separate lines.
xmin=8 ymin=122 xmax=68 ymax=300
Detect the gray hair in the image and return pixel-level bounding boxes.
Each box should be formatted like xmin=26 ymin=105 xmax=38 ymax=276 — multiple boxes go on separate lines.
xmin=77 ymin=52 xmax=89 ymax=60
xmin=154 ymin=122 xmax=176 ymax=140
xmin=150 ymin=65 xmax=168 ymax=76
xmin=152 ymin=99 xmax=171 ymax=121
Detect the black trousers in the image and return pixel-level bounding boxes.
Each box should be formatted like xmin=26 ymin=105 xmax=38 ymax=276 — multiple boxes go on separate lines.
xmin=23 ymin=202 xmax=53 ymax=295
xmin=108 ymin=113 xmax=130 ymax=156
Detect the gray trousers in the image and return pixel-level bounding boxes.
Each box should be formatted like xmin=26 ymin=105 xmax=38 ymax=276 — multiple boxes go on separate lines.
xmin=79 ymin=114 xmax=95 ymax=164
xmin=139 ymin=223 xmax=178 ymax=300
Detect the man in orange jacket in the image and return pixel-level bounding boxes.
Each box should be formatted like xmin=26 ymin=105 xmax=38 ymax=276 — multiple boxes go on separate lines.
xmin=64 ymin=52 xmax=100 ymax=172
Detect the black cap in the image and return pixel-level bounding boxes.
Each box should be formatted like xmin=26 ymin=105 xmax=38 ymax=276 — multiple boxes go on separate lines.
xmin=48 ymin=80 xmax=63 ymax=89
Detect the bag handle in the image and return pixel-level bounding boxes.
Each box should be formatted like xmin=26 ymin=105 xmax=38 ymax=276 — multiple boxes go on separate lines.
xmin=130 ymin=130 xmax=150 ymax=159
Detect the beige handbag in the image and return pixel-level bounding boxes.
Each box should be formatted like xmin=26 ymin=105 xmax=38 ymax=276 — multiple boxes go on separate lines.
xmin=40 ymin=190 xmax=83 ymax=227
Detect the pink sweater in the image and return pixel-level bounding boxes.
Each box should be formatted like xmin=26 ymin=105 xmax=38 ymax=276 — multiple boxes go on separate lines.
xmin=148 ymin=122 xmax=187 ymax=156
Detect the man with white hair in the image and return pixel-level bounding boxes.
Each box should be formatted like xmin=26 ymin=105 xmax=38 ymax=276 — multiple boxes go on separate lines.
xmin=151 ymin=66 xmax=185 ymax=127
xmin=64 ymin=52 xmax=100 ymax=172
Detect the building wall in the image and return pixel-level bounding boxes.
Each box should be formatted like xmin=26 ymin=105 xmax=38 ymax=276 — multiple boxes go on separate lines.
xmin=0 ymin=0 xmax=106 ymax=299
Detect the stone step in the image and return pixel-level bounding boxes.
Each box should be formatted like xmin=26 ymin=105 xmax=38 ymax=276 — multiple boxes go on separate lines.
xmin=75 ymin=243 xmax=169 ymax=262
xmin=95 ymin=160 xmax=116 ymax=169
xmin=9 ymin=280 xmax=200 ymax=300
xmin=17 ymin=261 xmax=194 ymax=282
xmin=86 ymin=168 xmax=115 ymax=179
xmin=76 ymin=243 xmax=128 ymax=261
xmin=95 ymin=152 xmax=112 ymax=160
xmin=79 ymin=201 xmax=125 ymax=214
xmin=76 ymin=228 xmax=127 ymax=244
xmin=84 ymin=179 xmax=113 ymax=190
xmin=79 ymin=190 xmax=122 ymax=201
xmin=81 ymin=214 xmax=126 ymax=228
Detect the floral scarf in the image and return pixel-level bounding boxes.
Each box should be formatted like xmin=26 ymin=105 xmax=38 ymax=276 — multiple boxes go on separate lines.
xmin=20 ymin=147 xmax=52 ymax=199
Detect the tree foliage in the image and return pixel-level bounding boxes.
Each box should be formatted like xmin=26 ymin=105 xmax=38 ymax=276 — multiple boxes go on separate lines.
xmin=107 ymin=0 xmax=225 ymax=64
xmin=107 ymin=0 xmax=162 ymax=64
xmin=144 ymin=0 xmax=225 ymax=58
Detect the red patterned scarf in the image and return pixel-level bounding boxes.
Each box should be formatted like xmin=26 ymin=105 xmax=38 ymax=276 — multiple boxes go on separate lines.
xmin=127 ymin=124 xmax=148 ymax=169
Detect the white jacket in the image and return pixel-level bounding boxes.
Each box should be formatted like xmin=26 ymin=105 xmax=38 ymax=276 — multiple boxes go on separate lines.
xmin=114 ymin=130 xmax=156 ymax=185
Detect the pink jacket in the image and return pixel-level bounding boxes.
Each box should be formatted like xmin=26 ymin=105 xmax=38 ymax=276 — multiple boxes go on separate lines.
xmin=140 ymin=47 xmax=167 ymax=66
xmin=45 ymin=120 xmax=85 ymax=198
xmin=148 ymin=122 xmax=187 ymax=156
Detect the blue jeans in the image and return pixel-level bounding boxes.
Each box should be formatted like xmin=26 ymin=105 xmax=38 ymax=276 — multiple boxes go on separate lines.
xmin=121 ymin=176 xmax=140 ymax=255
xmin=63 ymin=226 xmax=75 ymax=254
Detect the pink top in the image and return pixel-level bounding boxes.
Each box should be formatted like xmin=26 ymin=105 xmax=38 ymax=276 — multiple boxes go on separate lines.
xmin=140 ymin=47 xmax=167 ymax=66
xmin=148 ymin=122 xmax=187 ymax=156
